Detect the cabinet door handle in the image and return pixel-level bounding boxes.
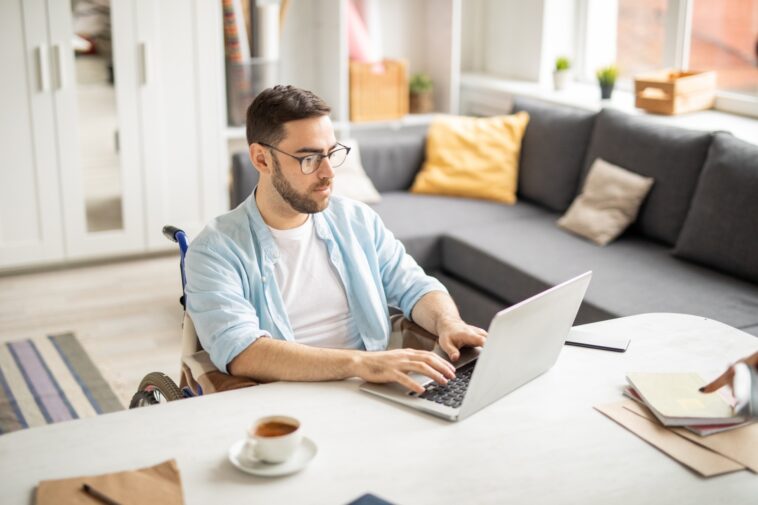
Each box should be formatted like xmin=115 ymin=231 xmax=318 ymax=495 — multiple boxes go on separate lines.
xmin=139 ymin=42 xmax=149 ymax=85
xmin=35 ymin=45 xmax=49 ymax=92
xmin=51 ymin=43 xmax=64 ymax=90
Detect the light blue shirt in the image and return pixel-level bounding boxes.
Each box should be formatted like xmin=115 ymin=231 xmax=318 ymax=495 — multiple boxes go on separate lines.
xmin=185 ymin=192 xmax=447 ymax=373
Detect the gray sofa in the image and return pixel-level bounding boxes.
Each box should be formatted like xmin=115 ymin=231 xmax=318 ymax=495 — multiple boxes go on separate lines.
xmin=231 ymin=97 xmax=758 ymax=336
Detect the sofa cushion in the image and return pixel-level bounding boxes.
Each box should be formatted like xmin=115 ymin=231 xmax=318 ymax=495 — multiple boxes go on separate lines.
xmin=558 ymin=158 xmax=654 ymax=246
xmin=353 ymin=128 xmax=427 ymax=192
xmin=370 ymin=193 xmax=544 ymax=270
xmin=410 ymin=112 xmax=530 ymax=204
xmin=581 ymin=108 xmax=712 ymax=245
xmin=512 ymin=97 xmax=596 ymax=212
xmin=331 ymin=139 xmax=382 ymax=203
xmin=231 ymin=152 xmax=259 ymax=208
xmin=441 ymin=213 xmax=758 ymax=330
xmin=674 ymin=133 xmax=758 ymax=284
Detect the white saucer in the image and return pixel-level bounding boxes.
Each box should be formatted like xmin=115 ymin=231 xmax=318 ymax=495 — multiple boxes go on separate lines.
xmin=228 ymin=437 xmax=317 ymax=477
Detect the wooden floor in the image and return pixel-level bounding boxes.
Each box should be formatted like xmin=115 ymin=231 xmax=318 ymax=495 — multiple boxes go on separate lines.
xmin=0 ymin=254 xmax=185 ymax=407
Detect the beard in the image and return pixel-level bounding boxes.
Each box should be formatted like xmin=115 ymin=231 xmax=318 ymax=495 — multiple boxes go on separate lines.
xmin=271 ymin=155 xmax=332 ymax=214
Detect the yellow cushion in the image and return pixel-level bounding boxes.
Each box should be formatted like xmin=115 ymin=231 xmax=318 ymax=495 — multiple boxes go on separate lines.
xmin=411 ymin=112 xmax=530 ymax=204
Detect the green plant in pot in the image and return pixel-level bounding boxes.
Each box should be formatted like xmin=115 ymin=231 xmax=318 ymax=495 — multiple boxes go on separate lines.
xmin=596 ymin=65 xmax=618 ymax=100
xmin=409 ymin=73 xmax=434 ymax=114
xmin=553 ymin=56 xmax=571 ymax=90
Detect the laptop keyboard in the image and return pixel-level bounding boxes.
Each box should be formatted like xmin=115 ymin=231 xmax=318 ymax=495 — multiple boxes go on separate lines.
xmin=418 ymin=360 xmax=477 ymax=408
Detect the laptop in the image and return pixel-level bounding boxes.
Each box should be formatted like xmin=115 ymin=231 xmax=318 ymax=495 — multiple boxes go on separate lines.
xmin=360 ymin=271 xmax=592 ymax=422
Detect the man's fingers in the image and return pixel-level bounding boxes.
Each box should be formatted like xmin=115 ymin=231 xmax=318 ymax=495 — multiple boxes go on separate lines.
xmin=409 ymin=362 xmax=448 ymax=386
xmin=701 ymin=367 xmax=734 ymax=393
xmin=413 ymin=350 xmax=456 ymax=379
xmin=460 ymin=332 xmax=487 ymax=348
xmin=439 ymin=339 xmax=460 ymax=362
xmin=393 ymin=371 xmax=425 ymax=394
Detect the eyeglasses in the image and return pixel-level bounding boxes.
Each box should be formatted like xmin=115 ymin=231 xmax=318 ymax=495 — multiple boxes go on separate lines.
xmin=259 ymin=142 xmax=351 ymax=175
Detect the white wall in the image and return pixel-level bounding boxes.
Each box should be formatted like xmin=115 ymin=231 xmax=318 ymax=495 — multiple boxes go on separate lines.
xmin=484 ymin=0 xmax=545 ymax=81
xmin=462 ymin=0 xmax=582 ymax=84
xmin=461 ymin=0 xmax=483 ymax=72
xmin=580 ymin=0 xmax=618 ymax=81
xmin=540 ymin=0 xmax=577 ymax=84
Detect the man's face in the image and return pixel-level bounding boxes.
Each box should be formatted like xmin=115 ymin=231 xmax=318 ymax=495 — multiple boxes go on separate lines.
xmin=268 ymin=115 xmax=336 ymax=214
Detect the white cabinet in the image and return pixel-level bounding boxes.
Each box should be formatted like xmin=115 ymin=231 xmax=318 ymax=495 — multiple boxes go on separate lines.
xmin=0 ymin=0 xmax=226 ymax=271
xmin=50 ymin=0 xmax=147 ymax=260
xmin=0 ymin=0 xmax=65 ymax=268
xmin=136 ymin=0 xmax=227 ymax=250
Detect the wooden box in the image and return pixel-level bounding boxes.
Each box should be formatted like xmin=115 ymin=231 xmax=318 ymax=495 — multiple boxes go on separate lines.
xmin=634 ymin=69 xmax=716 ymax=115
xmin=349 ymin=59 xmax=409 ymax=122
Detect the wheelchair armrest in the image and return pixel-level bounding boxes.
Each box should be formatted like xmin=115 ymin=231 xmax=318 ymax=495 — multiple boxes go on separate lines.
xmin=397 ymin=317 xmax=439 ymax=352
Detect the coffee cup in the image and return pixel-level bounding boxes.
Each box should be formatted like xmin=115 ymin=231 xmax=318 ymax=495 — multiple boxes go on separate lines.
xmin=244 ymin=415 xmax=302 ymax=464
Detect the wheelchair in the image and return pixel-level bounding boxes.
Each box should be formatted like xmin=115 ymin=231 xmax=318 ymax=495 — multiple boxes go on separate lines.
xmin=129 ymin=226 xmax=441 ymax=408
xmin=129 ymin=226 xmax=257 ymax=408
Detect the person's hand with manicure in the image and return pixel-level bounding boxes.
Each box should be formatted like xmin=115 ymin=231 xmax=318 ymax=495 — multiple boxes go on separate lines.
xmin=700 ymin=351 xmax=758 ymax=400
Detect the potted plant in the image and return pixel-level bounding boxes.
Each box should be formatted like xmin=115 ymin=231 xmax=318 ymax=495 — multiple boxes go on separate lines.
xmin=553 ymin=56 xmax=571 ymax=90
xmin=409 ymin=73 xmax=434 ymax=114
xmin=596 ymin=65 xmax=618 ymax=100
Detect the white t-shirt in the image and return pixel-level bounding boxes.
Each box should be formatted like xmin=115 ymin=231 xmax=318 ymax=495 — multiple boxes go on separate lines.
xmin=268 ymin=216 xmax=364 ymax=349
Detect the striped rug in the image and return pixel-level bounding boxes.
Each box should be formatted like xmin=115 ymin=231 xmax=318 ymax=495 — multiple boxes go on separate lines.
xmin=0 ymin=333 xmax=124 ymax=434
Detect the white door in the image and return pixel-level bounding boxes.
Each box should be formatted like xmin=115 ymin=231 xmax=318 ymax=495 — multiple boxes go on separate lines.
xmin=137 ymin=0 xmax=227 ymax=250
xmin=0 ymin=0 xmax=65 ymax=269
xmin=49 ymin=0 xmax=147 ymax=260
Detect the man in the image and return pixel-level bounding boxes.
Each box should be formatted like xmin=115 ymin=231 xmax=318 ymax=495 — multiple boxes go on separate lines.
xmin=186 ymin=85 xmax=486 ymax=394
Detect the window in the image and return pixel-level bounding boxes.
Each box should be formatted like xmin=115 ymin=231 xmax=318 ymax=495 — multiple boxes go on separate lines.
xmin=616 ymin=0 xmax=668 ymax=80
xmin=587 ymin=0 xmax=758 ymax=112
xmin=689 ymin=0 xmax=758 ymax=97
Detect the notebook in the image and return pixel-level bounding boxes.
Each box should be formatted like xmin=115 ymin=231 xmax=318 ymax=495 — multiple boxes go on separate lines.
xmin=626 ymin=372 xmax=745 ymax=427
xmin=623 ymin=386 xmax=751 ymax=436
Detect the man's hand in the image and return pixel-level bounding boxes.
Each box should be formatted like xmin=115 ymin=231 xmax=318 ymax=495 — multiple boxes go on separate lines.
xmin=437 ymin=318 xmax=488 ymax=362
xmin=410 ymin=291 xmax=487 ymax=362
xmin=701 ymin=351 xmax=758 ymax=393
xmin=353 ymin=349 xmax=456 ymax=394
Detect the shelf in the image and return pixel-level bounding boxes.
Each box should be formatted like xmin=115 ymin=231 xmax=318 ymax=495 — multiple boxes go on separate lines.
xmin=224 ymin=113 xmax=439 ymax=141
xmin=334 ymin=113 xmax=439 ymax=132
xmin=221 ymin=0 xmax=460 ymax=146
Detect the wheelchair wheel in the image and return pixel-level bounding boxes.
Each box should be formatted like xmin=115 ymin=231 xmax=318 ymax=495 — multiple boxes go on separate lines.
xmin=129 ymin=372 xmax=184 ymax=408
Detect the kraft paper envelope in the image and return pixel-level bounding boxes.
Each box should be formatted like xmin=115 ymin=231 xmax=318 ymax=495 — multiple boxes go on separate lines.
xmin=35 ymin=459 xmax=184 ymax=505
xmin=594 ymin=402 xmax=744 ymax=477
xmin=623 ymin=400 xmax=758 ymax=473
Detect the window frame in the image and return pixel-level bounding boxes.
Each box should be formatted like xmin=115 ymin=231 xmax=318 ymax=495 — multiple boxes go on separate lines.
xmin=576 ymin=0 xmax=758 ymax=117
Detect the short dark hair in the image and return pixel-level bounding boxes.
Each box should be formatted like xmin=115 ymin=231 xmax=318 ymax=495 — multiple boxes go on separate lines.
xmin=245 ymin=85 xmax=331 ymax=146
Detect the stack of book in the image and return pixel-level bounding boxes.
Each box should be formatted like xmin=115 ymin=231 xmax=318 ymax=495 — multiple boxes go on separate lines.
xmin=595 ymin=372 xmax=757 ymax=477
xmin=625 ymin=372 xmax=749 ymax=436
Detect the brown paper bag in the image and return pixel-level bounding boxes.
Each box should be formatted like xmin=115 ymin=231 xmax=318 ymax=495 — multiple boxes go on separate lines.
xmin=595 ymin=402 xmax=744 ymax=477
xmin=35 ymin=459 xmax=184 ymax=505
xmin=623 ymin=400 xmax=758 ymax=473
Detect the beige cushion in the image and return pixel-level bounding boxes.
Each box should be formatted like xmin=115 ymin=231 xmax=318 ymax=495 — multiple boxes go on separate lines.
xmin=331 ymin=139 xmax=382 ymax=204
xmin=558 ymin=158 xmax=654 ymax=246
